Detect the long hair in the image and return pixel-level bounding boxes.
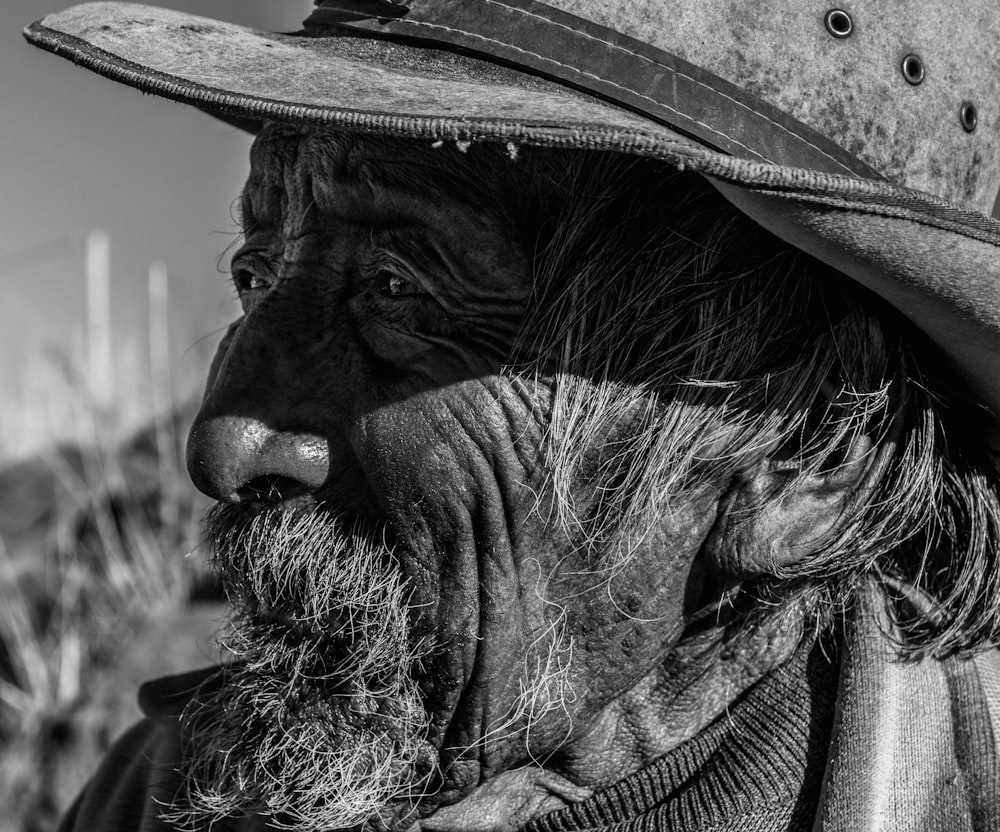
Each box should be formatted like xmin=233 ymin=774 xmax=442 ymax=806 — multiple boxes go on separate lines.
xmin=511 ymin=148 xmax=1000 ymax=659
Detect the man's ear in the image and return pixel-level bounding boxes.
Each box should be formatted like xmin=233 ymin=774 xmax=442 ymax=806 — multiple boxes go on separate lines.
xmin=703 ymin=432 xmax=881 ymax=579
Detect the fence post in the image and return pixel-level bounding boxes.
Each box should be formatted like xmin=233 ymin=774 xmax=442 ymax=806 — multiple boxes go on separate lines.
xmin=84 ymin=230 xmax=112 ymax=411
xmin=148 ymin=261 xmax=178 ymax=529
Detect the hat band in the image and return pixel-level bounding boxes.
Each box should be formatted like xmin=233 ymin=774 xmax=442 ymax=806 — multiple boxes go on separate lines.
xmin=310 ymin=0 xmax=881 ymax=178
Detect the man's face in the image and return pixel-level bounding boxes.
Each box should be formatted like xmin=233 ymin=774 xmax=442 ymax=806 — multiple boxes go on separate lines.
xmin=183 ymin=127 xmax=718 ymax=827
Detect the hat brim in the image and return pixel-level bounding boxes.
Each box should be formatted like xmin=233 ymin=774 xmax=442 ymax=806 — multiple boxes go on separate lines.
xmin=23 ymin=3 xmax=696 ymax=154
xmin=23 ymin=3 xmax=1000 ymax=440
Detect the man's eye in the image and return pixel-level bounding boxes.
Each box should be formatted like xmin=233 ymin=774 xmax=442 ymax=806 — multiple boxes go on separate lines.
xmin=233 ymin=266 xmax=272 ymax=293
xmin=379 ymin=272 xmax=427 ymax=298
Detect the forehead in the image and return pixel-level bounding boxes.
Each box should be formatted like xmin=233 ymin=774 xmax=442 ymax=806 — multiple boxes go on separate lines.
xmin=242 ymin=125 xmax=539 ymax=235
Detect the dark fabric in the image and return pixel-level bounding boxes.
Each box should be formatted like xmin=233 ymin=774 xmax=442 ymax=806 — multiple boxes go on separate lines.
xmin=521 ymin=637 xmax=838 ymax=832
xmin=56 ymin=719 xmax=186 ymax=832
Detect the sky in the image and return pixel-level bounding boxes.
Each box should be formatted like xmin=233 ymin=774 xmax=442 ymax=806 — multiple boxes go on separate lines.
xmin=0 ymin=1 xmax=312 ymax=447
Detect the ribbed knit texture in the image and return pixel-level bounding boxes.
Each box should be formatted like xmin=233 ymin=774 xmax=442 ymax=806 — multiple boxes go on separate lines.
xmin=521 ymin=637 xmax=838 ymax=832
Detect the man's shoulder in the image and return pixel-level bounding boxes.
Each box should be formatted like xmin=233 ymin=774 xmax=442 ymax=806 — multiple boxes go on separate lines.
xmin=58 ymin=666 xmax=224 ymax=832
xmin=57 ymin=716 xmax=184 ymax=832
xmin=816 ymin=587 xmax=1000 ymax=830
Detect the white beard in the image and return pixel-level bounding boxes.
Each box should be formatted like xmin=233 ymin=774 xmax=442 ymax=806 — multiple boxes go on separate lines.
xmin=164 ymin=506 xmax=432 ymax=832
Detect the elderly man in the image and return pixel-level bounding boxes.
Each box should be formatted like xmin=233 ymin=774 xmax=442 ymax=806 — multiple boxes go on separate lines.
xmin=25 ymin=1 xmax=1000 ymax=830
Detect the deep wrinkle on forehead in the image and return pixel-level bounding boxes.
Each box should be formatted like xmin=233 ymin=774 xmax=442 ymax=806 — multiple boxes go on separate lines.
xmin=242 ymin=125 xmax=542 ymax=243
xmin=242 ymin=128 xmax=415 ymax=232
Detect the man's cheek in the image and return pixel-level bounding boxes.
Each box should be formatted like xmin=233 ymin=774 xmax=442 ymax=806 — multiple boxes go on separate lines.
xmin=547 ymin=500 xmax=718 ymax=715
xmin=351 ymin=395 xmax=477 ymax=585
xmin=355 ymin=384 xmax=502 ymax=511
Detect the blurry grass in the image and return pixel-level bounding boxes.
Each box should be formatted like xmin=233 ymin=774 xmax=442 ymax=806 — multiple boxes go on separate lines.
xmin=0 ymin=339 xmax=216 ymax=831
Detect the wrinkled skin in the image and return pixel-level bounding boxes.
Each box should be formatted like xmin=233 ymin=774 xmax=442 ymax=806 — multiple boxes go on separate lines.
xmin=186 ymin=128 xmax=833 ymax=830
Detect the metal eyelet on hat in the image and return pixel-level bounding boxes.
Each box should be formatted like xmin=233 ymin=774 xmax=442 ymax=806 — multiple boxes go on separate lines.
xmin=960 ymin=101 xmax=978 ymax=133
xmin=824 ymin=9 xmax=853 ymax=38
xmin=901 ymin=54 xmax=925 ymax=85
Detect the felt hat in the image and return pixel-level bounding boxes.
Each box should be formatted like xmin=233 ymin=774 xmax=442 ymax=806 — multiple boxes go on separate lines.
xmin=23 ymin=1 xmax=1000 ymax=437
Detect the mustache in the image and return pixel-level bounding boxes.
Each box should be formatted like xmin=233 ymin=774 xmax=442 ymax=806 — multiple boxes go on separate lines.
xmin=206 ymin=502 xmax=420 ymax=684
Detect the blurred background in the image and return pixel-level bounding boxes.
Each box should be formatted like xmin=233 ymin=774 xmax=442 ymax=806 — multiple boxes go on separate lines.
xmin=3 ymin=0 xmax=315 ymax=451
xmin=0 ymin=2 xmax=312 ymax=828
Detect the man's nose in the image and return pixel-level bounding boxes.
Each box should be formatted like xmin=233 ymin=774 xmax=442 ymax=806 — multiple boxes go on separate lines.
xmin=186 ymin=413 xmax=330 ymax=504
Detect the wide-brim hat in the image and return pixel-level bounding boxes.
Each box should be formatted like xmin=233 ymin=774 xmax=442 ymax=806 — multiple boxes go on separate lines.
xmin=24 ymin=1 xmax=1000 ymax=441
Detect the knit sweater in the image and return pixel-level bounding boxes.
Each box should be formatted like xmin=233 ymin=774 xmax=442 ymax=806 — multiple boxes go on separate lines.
xmin=521 ymin=636 xmax=836 ymax=832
